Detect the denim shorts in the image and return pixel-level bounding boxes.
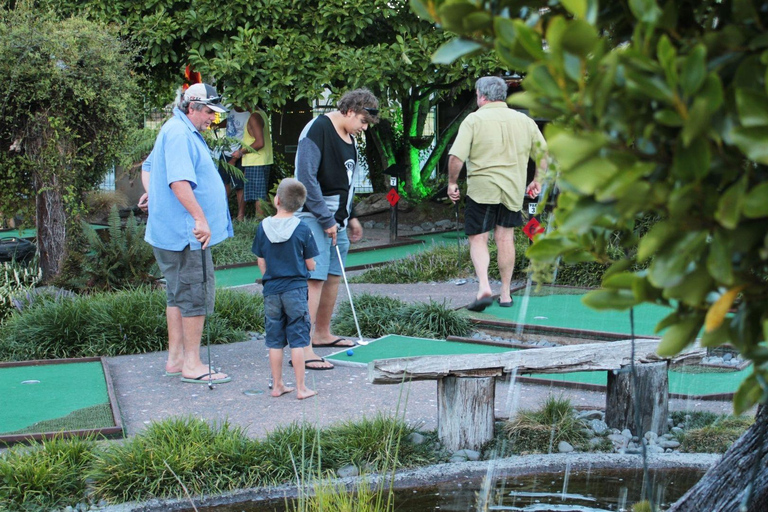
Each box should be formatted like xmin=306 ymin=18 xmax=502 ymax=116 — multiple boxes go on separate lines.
xmin=153 ymin=246 xmax=215 ymax=317
xmin=264 ymin=287 xmax=311 ymax=349
xmin=301 ymin=215 xmax=350 ymax=280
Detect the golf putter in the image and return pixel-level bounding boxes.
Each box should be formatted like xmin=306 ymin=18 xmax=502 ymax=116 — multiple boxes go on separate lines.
xmin=454 ymin=201 xmax=461 ymax=267
xmin=201 ymin=249 xmax=214 ymax=390
xmin=335 ymin=244 xmax=368 ymax=346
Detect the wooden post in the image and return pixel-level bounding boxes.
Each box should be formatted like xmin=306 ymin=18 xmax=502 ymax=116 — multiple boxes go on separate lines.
xmin=606 ymin=361 xmax=669 ymax=436
xmin=438 ymin=375 xmax=495 ymax=451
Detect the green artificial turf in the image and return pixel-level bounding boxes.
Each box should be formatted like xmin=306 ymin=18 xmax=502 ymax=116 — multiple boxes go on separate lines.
xmin=213 ymin=231 xmax=466 ymax=288
xmin=475 ymin=285 xmax=674 ymax=337
xmin=0 ymin=361 xmax=111 ymax=434
xmin=325 ymin=334 xmax=512 ymax=365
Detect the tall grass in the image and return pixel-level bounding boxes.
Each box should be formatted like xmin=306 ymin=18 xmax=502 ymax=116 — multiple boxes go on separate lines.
xmin=352 ymin=239 xmax=531 ymax=284
xmin=332 ymin=293 xmax=471 ymax=339
xmin=500 ymin=396 xmax=590 ymax=455
xmin=0 ymin=287 xmax=262 ymax=361
xmin=0 ymin=436 xmax=96 ymax=511
xmin=88 ymin=418 xmax=268 ymax=503
xmin=0 ymin=415 xmax=437 ymax=508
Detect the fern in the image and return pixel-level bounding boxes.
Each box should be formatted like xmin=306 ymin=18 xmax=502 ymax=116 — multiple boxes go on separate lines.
xmin=80 ymin=206 xmax=157 ymax=290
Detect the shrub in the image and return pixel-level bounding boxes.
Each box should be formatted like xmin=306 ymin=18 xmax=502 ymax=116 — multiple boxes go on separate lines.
xmin=0 ymin=287 xmax=260 ymax=361
xmin=0 ymin=436 xmax=96 ymax=511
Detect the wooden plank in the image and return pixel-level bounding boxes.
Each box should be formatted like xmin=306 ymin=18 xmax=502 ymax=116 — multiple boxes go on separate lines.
xmin=368 ymin=339 xmax=705 ymax=384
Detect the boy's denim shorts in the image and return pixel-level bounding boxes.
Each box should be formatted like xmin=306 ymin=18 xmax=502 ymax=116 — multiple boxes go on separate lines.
xmin=264 ymin=287 xmax=311 ymax=349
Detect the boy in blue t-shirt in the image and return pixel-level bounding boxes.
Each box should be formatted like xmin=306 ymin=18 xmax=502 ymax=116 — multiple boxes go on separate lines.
xmin=252 ymin=178 xmax=319 ymax=399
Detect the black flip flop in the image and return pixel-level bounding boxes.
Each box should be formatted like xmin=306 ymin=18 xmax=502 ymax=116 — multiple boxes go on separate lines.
xmin=466 ymin=296 xmax=493 ymax=312
xmin=288 ymin=357 xmax=334 ymax=370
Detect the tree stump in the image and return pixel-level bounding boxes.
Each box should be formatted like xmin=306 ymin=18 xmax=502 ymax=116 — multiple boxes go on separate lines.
xmin=606 ymin=361 xmax=669 ymax=436
xmin=437 ymin=375 xmax=495 ymax=451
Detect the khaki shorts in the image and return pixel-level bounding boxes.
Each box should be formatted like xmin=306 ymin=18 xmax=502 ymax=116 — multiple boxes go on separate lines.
xmin=153 ymin=246 xmax=215 ymax=317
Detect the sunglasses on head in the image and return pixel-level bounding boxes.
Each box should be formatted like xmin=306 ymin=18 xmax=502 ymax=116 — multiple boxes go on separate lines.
xmin=363 ymin=107 xmax=379 ymax=117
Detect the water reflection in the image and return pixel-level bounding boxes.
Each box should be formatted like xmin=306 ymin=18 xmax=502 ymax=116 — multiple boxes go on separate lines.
xmin=197 ymin=467 xmax=704 ymax=512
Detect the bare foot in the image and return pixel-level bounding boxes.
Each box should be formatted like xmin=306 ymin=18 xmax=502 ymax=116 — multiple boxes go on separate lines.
xmin=271 ymin=385 xmax=295 ymax=397
xmin=298 ymin=388 xmax=317 ymax=400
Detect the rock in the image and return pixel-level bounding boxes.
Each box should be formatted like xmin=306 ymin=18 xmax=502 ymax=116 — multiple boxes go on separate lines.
xmin=608 ymin=434 xmax=628 ymax=449
xmin=621 ymin=429 xmax=633 ymax=439
xmin=374 ymin=222 xmax=386 ymax=229
xmin=411 ymin=226 xmax=423 ymax=232
xmin=337 ymin=464 xmax=359 ymax=478
xmin=644 ymin=431 xmax=658 ymax=443
xmin=723 ymin=353 xmax=733 ymax=361
xmin=363 ymin=220 xmax=376 ymax=229
xmin=577 ymin=410 xmax=604 ymax=421
xmin=435 ymin=219 xmax=453 ymax=228
xmin=659 ymin=439 xmax=681 ymax=449
xmin=453 ymin=449 xmax=481 ymax=461
xmin=420 ymin=222 xmax=435 ymax=231
xmin=647 ymin=445 xmax=665 ymax=454
xmin=449 ymin=455 xmax=467 ymax=463
xmin=589 ymin=437 xmax=603 ymax=447
xmin=407 ymin=432 xmax=426 ymax=445
xmin=558 ymin=441 xmax=574 ymax=453
xmin=589 ymin=419 xmax=609 ymax=435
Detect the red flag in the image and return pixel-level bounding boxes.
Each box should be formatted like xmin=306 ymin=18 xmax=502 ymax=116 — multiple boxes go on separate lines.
xmin=386 ymin=188 xmax=400 ymax=206
xmin=523 ymin=217 xmax=545 ymax=240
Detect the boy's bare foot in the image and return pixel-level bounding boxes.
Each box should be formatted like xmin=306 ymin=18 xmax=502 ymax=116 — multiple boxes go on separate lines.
xmin=271 ymin=385 xmax=295 ymax=397
xmin=297 ymin=388 xmax=317 ymax=400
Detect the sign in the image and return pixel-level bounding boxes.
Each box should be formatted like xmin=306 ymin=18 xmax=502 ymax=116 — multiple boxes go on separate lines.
xmin=522 ymin=217 xmax=545 ymax=240
xmin=528 ymin=202 xmax=538 ymax=215
xmin=390 ymin=176 xmax=397 ymax=187
xmin=386 ymin=188 xmax=400 ymax=207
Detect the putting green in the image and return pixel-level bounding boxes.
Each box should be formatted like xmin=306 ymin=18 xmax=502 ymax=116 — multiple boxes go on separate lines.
xmin=327 ymin=335 xmax=750 ymax=397
xmin=214 ymin=230 xmax=467 ymax=288
xmin=0 ymin=361 xmax=111 ymax=434
xmin=476 ymin=285 xmax=673 ymax=337
xmin=326 ymin=334 xmax=511 ymax=365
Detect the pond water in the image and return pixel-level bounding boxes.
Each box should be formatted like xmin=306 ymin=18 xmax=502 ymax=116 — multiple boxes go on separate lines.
xmin=197 ymin=467 xmax=704 ymax=511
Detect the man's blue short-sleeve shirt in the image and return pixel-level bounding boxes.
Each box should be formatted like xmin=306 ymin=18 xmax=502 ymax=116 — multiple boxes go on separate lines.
xmin=143 ymin=108 xmax=233 ymax=250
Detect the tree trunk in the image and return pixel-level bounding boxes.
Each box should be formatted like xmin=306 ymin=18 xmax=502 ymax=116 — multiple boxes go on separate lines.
xmin=35 ymin=173 xmax=67 ymax=281
xmin=437 ymin=375 xmax=495 ymax=451
xmin=668 ymin=405 xmax=768 ymax=511
xmin=606 ymin=362 xmax=668 ymax=436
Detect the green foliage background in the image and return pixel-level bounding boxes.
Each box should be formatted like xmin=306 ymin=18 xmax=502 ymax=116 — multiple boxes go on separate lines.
xmin=421 ymin=0 xmax=768 ymax=415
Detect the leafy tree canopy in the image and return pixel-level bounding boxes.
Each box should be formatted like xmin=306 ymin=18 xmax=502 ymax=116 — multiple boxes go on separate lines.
xmin=47 ymin=0 xmax=507 ymax=196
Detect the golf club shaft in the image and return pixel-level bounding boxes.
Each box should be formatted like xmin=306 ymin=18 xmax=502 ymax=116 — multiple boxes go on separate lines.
xmin=335 ymin=244 xmax=367 ymax=345
xmin=201 ymin=248 xmax=213 ymax=388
